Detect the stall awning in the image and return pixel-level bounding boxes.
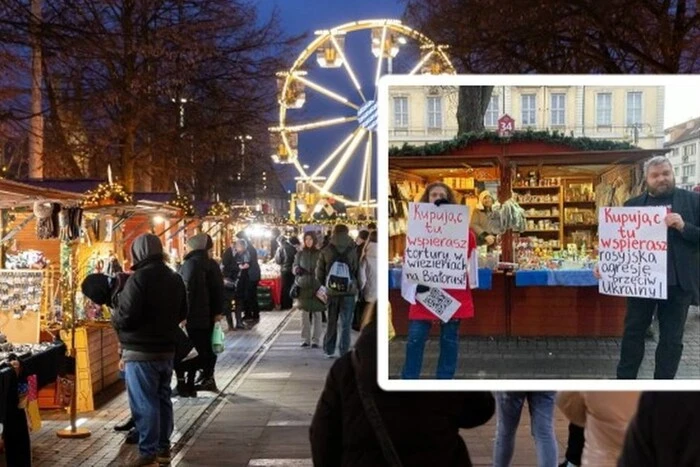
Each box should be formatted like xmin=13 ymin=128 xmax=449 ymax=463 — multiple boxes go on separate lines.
xmin=0 ymin=179 xmax=84 ymax=209
xmin=389 ymin=148 xmax=669 ymax=170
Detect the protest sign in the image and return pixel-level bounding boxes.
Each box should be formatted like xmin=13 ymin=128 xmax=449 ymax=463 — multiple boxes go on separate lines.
xmin=598 ymin=206 xmax=668 ymax=299
xmin=402 ymin=202 xmax=470 ymax=288
xmin=416 ymin=287 xmax=462 ymax=323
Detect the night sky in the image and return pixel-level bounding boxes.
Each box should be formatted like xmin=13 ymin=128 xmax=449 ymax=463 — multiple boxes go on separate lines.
xmin=258 ymin=0 xmax=407 ymax=201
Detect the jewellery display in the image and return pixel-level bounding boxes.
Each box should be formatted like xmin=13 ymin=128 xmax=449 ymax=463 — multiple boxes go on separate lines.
xmin=0 ymin=270 xmax=44 ymax=318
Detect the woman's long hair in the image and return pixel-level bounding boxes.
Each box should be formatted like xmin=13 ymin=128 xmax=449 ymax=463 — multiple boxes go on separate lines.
xmin=418 ymin=181 xmax=457 ymax=204
xmin=360 ymin=230 xmax=377 ymax=263
xmin=302 ymin=232 xmax=318 ymax=249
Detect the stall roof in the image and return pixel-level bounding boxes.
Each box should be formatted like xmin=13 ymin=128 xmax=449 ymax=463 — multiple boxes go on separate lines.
xmin=0 ymin=178 xmax=84 ymax=209
xmin=389 ymin=148 xmax=669 ymax=171
xmin=82 ymin=200 xmax=182 ymax=216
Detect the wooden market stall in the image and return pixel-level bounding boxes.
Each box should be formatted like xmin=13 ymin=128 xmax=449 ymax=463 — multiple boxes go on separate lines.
xmin=388 ymin=132 xmax=668 ymax=338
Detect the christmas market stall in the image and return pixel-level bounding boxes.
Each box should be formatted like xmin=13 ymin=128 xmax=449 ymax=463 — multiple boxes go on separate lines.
xmin=388 ymin=131 xmax=668 ymax=338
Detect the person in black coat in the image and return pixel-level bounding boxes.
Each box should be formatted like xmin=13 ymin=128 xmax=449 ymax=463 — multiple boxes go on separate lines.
xmin=179 ymin=233 xmax=224 ymax=392
xmin=596 ymin=156 xmax=700 ymax=380
xmin=234 ymin=231 xmax=261 ymax=321
xmin=111 ymin=233 xmax=187 ymax=465
xmin=275 ymin=234 xmax=298 ymax=310
xmin=618 ymin=392 xmax=700 ymax=466
xmin=310 ymin=303 xmax=495 ymax=467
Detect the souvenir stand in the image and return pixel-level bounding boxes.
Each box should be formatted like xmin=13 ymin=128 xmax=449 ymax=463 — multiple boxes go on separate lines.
xmin=388 ymin=131 xmax=668 ymax=338
xmin=0 ymin=179 xmax=75 ymax=437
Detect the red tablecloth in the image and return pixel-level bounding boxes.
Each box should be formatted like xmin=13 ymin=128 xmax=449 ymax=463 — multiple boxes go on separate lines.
xmin=259 ymin=277 xmax=281 ymax=307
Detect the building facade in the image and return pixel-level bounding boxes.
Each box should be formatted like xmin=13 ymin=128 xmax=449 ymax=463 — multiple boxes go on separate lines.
xmin=665 ymin=117 xmax=700 ymax=190
xmin=388 ymin=85 xmax=665 ymax=150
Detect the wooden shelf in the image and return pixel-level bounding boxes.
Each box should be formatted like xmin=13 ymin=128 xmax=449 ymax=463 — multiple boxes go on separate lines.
xmin=513 ymin=185 xmax=561 ymax=190
xmin=517 ymin=201 xmax=561 ymax=205
xmin=524 ymin=215 xmax=560 ymax=219
xmin=564 ymin=224 xmax=597 ymax=228
xmin=520 ymin=229 xmax=560 ymax=233
xmin=564 ymin=200 xmax=596 ymax=204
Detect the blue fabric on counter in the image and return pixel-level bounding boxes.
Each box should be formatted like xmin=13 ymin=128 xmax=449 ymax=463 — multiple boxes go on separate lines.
xmin=546 ymin=269 xmax=598 ymax=287
xmin=514 ymin=270 xmax=549 ymax=287
xmin=388 ymin=267 xmax=493 ymax=290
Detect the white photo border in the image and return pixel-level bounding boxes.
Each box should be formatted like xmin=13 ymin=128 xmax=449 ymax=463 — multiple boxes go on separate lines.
xmin=376 ymin=74 xmax=700 ymax=391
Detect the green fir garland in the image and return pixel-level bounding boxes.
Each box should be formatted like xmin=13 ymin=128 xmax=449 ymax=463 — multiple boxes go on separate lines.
xmin=167 ymin=193 xmax=196 ymax=217
xmin=388 ymin=129 xmax=640 ymax=157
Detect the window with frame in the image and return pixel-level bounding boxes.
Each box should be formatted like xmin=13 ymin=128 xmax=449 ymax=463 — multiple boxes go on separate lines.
xmin=672 ymin=148 xmax=680 ymax=157
xmin=484 ymin=95 xmax=499 ymax=127
xmin=427 ymin=96 xmax=442 ymax=130
xmin=674 ymin=167 xmax=679 ymax=176
xmin=626 ymin=91 xmax=642 ymax=126
xmin=393 ymin=96 xmax=408 ymax=128
xmin=521 ymin=94 xmax=536 ymax=126
xmin=683 ymin=165 xmax=696 ymax=177
xmin=596 ymin=93 xmax=612 ymax=128
xmin=683 ymin=144 xmax=697 ymax=157
xmin=550 ymin=93 xmax=566 ymax=126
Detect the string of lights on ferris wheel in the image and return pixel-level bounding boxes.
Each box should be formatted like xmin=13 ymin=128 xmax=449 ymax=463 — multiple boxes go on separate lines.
xmin=269 ymin=19 xmax=455 ymax=213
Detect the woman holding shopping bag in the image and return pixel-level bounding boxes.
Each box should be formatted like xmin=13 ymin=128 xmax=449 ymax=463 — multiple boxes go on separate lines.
xmin=401 ymin=182 xmax=479 ymax=379
xmin=293 ymin=232 xmax=326 ymax=348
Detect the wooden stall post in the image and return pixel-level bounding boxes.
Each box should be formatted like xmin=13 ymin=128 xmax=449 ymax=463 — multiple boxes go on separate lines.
xmin=57 ymin=240 xmax=91 ymax=439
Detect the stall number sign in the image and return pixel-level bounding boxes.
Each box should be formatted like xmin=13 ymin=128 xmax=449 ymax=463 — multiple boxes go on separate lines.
xmin=498 ymin=114 xmax=515 ymax=137
xmin=416 ymin=287 xmax=461 ymax=323
xmin=598 ymin=207 xmax=668 ymax=299
xmin=403 ymin=202 xmax=470 ymax=288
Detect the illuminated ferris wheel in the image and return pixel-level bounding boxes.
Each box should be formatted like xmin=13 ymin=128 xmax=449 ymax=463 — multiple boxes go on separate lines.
xmin=270 ymin=19 xmax=455 ymax=215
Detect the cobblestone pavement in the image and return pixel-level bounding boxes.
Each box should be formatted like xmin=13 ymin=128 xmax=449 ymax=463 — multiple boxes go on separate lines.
xmin=20 ymin=310 xmax=293 ymax=467
xmin=174 ymin=312 xmax=571 ymax=467
xmin=389 ymin=306 xmax=700 ymax=379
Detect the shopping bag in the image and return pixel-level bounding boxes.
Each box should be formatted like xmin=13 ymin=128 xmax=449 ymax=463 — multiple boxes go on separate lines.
xmin=211 ymin=322 xmax=225 ymax=354
xmin=315 ymin=286 xmax=328 ymax=305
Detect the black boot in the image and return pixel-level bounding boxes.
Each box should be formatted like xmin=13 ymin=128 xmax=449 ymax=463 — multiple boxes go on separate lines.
xmin=195 ymin=376 xmax=219 ymax=392
xmin=114 ymin=417 xmax=135 ymax=432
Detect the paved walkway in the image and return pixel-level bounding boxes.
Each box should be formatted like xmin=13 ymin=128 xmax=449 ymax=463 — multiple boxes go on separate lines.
xmin=23 ymin=310 xmax=293 ymax=467
xmin=174 ymin=312 xmax=572 ymax=467
xmin=389 ymin=306 xmax=700 ymax=379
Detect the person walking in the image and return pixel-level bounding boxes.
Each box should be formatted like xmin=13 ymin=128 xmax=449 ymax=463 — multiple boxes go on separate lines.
xmin=179 ymin=233 xmax=224 ymax=392
xmin=557 ymin=391 xmax=640 ymax=466
xmin=275 ymin=234 xmax=298 ymax=310
xmin=493 ymin=391 xmax=558 ymax=467
xmin=594 ymin=156 xmax=700 ymax=379
xmin=316 ymin=224 xmax=360 ymax=359
xmin=111 ymin=233 xmax=187 ymax=466
xmin=293 ymin=232 xmax=325 ymax=348
xmin=618 ymin=392 xmax=700 ymax=466
xmin=400 ymin=182 xmax=479 ymax=379
xmin=559 ymin=423 xmax=585 ymax=467
xmin=356 ymin=230 xmax=377 ymax=328
xmin=310 ymin=303 xmax=495 ymax=467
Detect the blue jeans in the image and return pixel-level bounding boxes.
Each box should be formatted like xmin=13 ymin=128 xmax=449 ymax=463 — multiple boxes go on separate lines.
xmin=401 ymin=319 xmax=460 ymax=379
xmin=125 ymin=359 xmax=174 ymax=458
xmin=323 ymin=295 xmax=355 ymax=356
xmin=493 ymin=392 xmax=557 ymax=467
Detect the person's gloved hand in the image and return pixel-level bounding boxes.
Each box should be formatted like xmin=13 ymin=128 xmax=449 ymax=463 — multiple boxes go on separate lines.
xmin=434 ymin=198 xmax=449 ymax=207
xmin=416 ymin=284 xmax=430 ymax=294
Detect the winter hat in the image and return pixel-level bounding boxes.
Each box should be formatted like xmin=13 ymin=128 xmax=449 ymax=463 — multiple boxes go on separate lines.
xmin=477 ymin=190 xmax=494 ymax=209
xmin=187 ymin=233 xmax=209 ymax=251
xmin=358 ymin=230 xmax=370 ymax=241
xmin=131 ymin=233 xmax=164 ymax=267
xmin=81 ymin=273 xmax=111 ymax=305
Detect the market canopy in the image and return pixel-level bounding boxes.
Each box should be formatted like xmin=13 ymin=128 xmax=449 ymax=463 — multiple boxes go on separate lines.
xmin=0 ymin=178 xmax=84 ymax=209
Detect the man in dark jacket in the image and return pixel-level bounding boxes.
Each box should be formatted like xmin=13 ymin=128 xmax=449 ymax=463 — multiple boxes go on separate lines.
xmin=316 ymin=224 xmax=360 ymax=358
xmin=618 ymin=392 xmax=700 ymax=466
xmin=235 ymin=231 xmax=261 ymax=321
xmin=275 ymin=234 xmax=298 ymax=310
xmin=597 ymin=156 xmax=700 ymax=379
xmin=111 ymin=233 xmax=187 ymax=466
xmin=310 ymin=305 xmax=495 ymax=466
xmin=179 ymin=233 xmax=224 ymax=392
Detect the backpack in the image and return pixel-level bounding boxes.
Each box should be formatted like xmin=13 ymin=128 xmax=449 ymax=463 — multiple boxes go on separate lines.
xmin=326 ymin=244 xmax=353 ymax=293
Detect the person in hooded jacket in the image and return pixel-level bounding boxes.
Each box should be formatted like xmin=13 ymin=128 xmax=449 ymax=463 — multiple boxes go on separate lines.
xmin=234 ymin=231 xmax=261 ymax=321
xmin=401 ymin=182 xmax=479 ymax=379
xmin=310 ymin=302 xmax=495 ymax=467
xmin=316 ymin=223 xmax=360 ymax=358
xmin=275 ymin=234 xmax=298 ymax=310
xmin=179 ymin=233 xmax=224 ymax=393
xmin=111 ymin=234 xmax=187 ymax=467
xmin=293 ymin=232 xmax=325 ymax=347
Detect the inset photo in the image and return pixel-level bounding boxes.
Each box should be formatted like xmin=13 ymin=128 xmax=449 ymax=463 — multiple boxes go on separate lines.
xmin=376 ymin=75 xmax=700 ymax=389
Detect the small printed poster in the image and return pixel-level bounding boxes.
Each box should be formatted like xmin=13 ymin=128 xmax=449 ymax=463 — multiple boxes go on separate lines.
xmin=598 ymin=206 xmax=668 ymax=300
xmin=416 ymin=287 xmax=461 ymax=323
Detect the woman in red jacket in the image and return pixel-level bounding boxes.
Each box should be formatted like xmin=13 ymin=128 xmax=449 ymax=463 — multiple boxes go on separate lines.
xmin=401 ymin=182 xmax=479 ymax=379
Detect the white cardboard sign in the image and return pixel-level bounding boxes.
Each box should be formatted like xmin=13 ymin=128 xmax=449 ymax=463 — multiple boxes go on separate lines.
xmin=416 ymin=287 xmax=461 ymax=323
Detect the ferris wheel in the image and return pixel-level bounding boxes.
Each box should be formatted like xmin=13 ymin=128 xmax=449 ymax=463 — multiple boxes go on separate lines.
xmin=270 ymin=19 xmax=455 ymax=216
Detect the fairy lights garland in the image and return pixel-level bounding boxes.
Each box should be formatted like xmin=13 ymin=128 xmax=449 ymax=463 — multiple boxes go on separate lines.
xmin=82 ymin=182 xmax=133 ymax=207
xmin=167 ymin=194 xmax=195 ymax=217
